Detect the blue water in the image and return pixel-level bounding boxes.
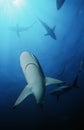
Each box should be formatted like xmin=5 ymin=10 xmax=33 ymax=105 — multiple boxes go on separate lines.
xmin=0 ymin=0 xmax=84 ymax=129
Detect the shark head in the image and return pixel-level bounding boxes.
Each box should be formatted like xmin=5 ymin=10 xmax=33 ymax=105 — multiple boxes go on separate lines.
xmin=13 ymin=51 xmax=65 ymax=108
xmin=20 ymin=51 xmax=39 ymax=72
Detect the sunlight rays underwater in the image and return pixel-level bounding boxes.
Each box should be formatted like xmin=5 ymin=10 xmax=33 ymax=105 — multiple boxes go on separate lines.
xmin=0 ymin=1 xmax=84 ymax=130
xmin=0 ymin=0 xmax=81 ymax=83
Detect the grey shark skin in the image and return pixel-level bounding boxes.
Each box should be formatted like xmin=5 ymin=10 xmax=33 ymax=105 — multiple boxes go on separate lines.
xmin=38 ymin=18 xmax=56 ymax=40
xmin=13 ymin=51 xmax=64 ymax=108
xmin=9 ymin=22 xmax=36 ymax=37
xmin=56 ymin=0 xmax=65 ymax=10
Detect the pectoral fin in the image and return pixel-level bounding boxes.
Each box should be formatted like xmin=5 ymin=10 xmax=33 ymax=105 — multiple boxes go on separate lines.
xmin=45 ymin=77 xmax=64 ymax=86
xmin=13 ymin=85 xmax=32 ymax=109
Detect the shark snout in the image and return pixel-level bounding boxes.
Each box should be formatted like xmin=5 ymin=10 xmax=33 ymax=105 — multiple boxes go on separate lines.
xmin=20 ymin=51 xmax=39 ymax=71
xmin=20 ymin=51 xmax=31 ymax=70
xmin=20 ymin=51 xmax=31 ymax=60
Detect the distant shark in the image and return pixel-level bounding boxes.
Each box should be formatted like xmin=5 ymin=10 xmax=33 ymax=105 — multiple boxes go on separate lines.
xmin=9 ymin=21 xmax=36 ymax=37
xmin=50 ymin=59 xmax=84 ymax=100
xmin=56 ymin=0 xmax=65 ymax=10
xmin=38 ymin=18 xmax=56 ymax=40
xmin=13 ymin=51 xmax=64 ymax=108
xmin=50 ymin=73 xmax=79 ymax=101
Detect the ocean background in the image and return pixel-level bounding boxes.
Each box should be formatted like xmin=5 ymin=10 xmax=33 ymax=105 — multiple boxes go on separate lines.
xmin=0 ymin=0 xmax=84 ymax=129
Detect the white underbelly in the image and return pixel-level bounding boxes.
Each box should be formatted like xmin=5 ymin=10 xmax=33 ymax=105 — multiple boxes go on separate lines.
xmin=24 ymin=65 xmax=45 ymax=103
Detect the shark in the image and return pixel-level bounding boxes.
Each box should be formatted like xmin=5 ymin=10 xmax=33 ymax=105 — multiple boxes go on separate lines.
xmin=9 ymin=21 xmax=36 ymax=37
xmin=50 ymin=70 xmax=80 ymax=101
xmin=56 ymin=0 xmax=65 ymax=10
xmin=13 ymin=51 xmax=64 ymax=108
xmin=50 ymin=58 xmax=84 ymax=100
xmin=38 ymin=18 xmax=56 ymax=40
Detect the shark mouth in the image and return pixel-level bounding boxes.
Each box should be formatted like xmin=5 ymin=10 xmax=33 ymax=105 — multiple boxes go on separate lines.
xmin=25 ymin=63 xmax=38 ymax=71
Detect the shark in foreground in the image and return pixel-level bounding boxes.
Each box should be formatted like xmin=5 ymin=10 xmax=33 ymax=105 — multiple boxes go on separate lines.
xmin=13 ymin=51 xmax=64 ymax=108
xmin=38 ymin=18 xmax=56 ymax=40
xmin=9 ymin=21 xmax=36 ymax=37
xmin=56 ymin=0 xmax=65 ymax=10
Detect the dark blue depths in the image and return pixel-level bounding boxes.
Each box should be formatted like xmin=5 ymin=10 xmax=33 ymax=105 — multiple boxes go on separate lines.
xmin=0 ymin=0 xmax=84 ymax=129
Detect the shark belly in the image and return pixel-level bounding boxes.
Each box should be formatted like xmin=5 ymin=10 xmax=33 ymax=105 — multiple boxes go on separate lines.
xmin=24 ymin=63 xmax=45 ymax=104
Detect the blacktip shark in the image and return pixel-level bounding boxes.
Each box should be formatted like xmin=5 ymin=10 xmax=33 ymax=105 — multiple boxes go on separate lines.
xmin=38 ymin=18 xmax=56 ymax=40
xmin=13 ymin=51 xmax=64 ymax=108
xmin=56 ymin=0 xmax=65 ymax=10
xmin=9 ymin=21 xmax=36 ymax=37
